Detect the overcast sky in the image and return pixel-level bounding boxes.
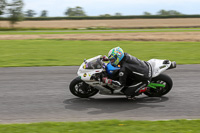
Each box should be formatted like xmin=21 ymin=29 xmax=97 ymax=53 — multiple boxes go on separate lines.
xmin=22 ymin=0 xmax=200 ymax=17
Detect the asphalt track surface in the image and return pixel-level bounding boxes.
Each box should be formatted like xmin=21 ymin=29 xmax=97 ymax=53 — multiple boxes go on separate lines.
xmin=0 ymin=65 xmax=200 ymax=123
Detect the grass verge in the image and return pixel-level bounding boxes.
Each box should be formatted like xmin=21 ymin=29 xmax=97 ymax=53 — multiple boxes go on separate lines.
xmin=0 ymin=28 xmax=200 ymax=35
xmin=0 ymin=119 xmax=200 ymax=133
xmin=0 ymin=40 xmax=199 ymax=67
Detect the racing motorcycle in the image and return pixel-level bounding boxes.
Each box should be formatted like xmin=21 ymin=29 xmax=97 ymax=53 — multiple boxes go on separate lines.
xmin=69 ymin=55 xmax=176 ymax=98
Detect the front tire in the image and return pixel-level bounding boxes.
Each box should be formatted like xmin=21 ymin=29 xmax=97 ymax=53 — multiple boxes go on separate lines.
xmin=144 ymin=74 xmax=173 ymax=97
xmin=69 ymin=77 xmax=99 ymax=98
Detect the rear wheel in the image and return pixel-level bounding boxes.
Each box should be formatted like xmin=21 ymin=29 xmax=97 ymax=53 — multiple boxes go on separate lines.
xmin=69 ymin=77 xmax=99 ymax=98
xmin=144 ymin=74 xmax=173 ymax=97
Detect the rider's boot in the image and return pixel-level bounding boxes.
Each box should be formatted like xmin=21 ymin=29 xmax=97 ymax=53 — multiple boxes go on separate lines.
xmin=138 ymin=87 xmax=148 ymax=93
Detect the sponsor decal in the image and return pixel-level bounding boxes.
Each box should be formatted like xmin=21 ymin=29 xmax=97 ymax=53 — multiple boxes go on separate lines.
xmin=159 ymin=65 xmax=166 ymax=69
xmin=83 ymin=73 xmax=87 ymax=77
xmin=83 ymin=64 xmax=86 ymax=69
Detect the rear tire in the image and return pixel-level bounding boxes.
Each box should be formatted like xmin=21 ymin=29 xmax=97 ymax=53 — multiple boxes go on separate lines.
xmin=69 ymin=77 xmax=99 ymax=98
xmin=144 ymin=74 xmax=173 ymax=97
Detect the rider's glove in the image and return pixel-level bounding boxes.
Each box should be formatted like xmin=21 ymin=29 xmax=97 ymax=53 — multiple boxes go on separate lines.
xmin=102 ymin=55 xmax=109 ymax=61
xmin=102 ymin=77 xmax=112 ymax=85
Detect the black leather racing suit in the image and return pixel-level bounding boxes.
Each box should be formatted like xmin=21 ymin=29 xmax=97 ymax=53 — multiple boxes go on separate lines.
xmin=112 ymin=53 xmax=152 ymax=96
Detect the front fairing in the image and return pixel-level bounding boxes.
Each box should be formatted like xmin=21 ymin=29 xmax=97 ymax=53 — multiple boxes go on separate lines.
xmin=77 ymin=55 xmax=104 ymax=81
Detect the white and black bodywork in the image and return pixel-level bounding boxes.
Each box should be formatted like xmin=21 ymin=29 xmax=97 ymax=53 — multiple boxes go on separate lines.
xmin=69 ymin=55 xmax=176 ymax=98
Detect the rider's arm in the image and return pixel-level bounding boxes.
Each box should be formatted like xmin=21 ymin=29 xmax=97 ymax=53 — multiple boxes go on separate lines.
xmin=112 ymin=68 xmax=127 ymax=87
xmin=102 ymin=64 xmax=127 ymax=88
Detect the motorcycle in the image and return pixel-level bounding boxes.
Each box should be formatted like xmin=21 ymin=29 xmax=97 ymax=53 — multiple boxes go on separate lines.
xmin=69 ymin=55 xmax=176 ymax=98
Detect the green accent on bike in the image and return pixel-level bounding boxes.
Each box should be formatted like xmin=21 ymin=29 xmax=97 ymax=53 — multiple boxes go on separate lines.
xmin=148 ymin=83 xmax=165 ymax=89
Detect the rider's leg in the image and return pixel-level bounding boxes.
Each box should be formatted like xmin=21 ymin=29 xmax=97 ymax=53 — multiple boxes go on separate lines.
xmin=123 ymin=80 xmax=149 ymax=97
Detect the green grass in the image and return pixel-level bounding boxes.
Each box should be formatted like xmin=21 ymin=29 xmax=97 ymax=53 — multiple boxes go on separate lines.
xmin=0 ymin=28 xmax=200 ymax=35
xmin=0 ymin=120 xmax=200 ymax=133
xmin=0 ymin=40 xmax=199 ymax=67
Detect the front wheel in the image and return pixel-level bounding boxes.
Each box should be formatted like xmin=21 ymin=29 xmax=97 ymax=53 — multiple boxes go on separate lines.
xmin=144 ymin=74 xmax=173 ymax=97
xmin=69 ymin=77 xmax=99 ymax=98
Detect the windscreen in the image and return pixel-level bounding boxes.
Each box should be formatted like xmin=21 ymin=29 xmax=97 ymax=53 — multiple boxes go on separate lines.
xmin=84 ymin=58 xmax=102 ymax=69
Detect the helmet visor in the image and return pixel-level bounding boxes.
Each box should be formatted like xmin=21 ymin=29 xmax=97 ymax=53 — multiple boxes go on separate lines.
xmin=108 ymin=54 xmax=118 ymax=66
xmin=109 ymin=58 xmax=115 ymax=63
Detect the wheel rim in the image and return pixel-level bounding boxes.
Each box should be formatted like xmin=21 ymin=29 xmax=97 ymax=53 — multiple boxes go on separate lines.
xmin=148 ymin=80 xmax=169 ymax=96
xmin=74 ymin=81 xmax=96 ymax=95
xmin=154 ymin=80 xmax=168 ymax=94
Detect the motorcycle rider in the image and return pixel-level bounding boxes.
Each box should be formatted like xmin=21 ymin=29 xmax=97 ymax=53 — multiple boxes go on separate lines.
xmin=102 ymin=47 xmax=152 ymax=99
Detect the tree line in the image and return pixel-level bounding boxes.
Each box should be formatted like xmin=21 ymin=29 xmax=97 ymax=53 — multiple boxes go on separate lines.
xmin=0 ymin=0 xmax=185 ymax=28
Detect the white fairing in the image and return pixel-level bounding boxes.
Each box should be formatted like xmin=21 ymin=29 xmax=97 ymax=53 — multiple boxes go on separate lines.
xmin=77 ymin=55 xmax=103 ymax=81
xmin=148 ymin=59 xmax=171 ymax=77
